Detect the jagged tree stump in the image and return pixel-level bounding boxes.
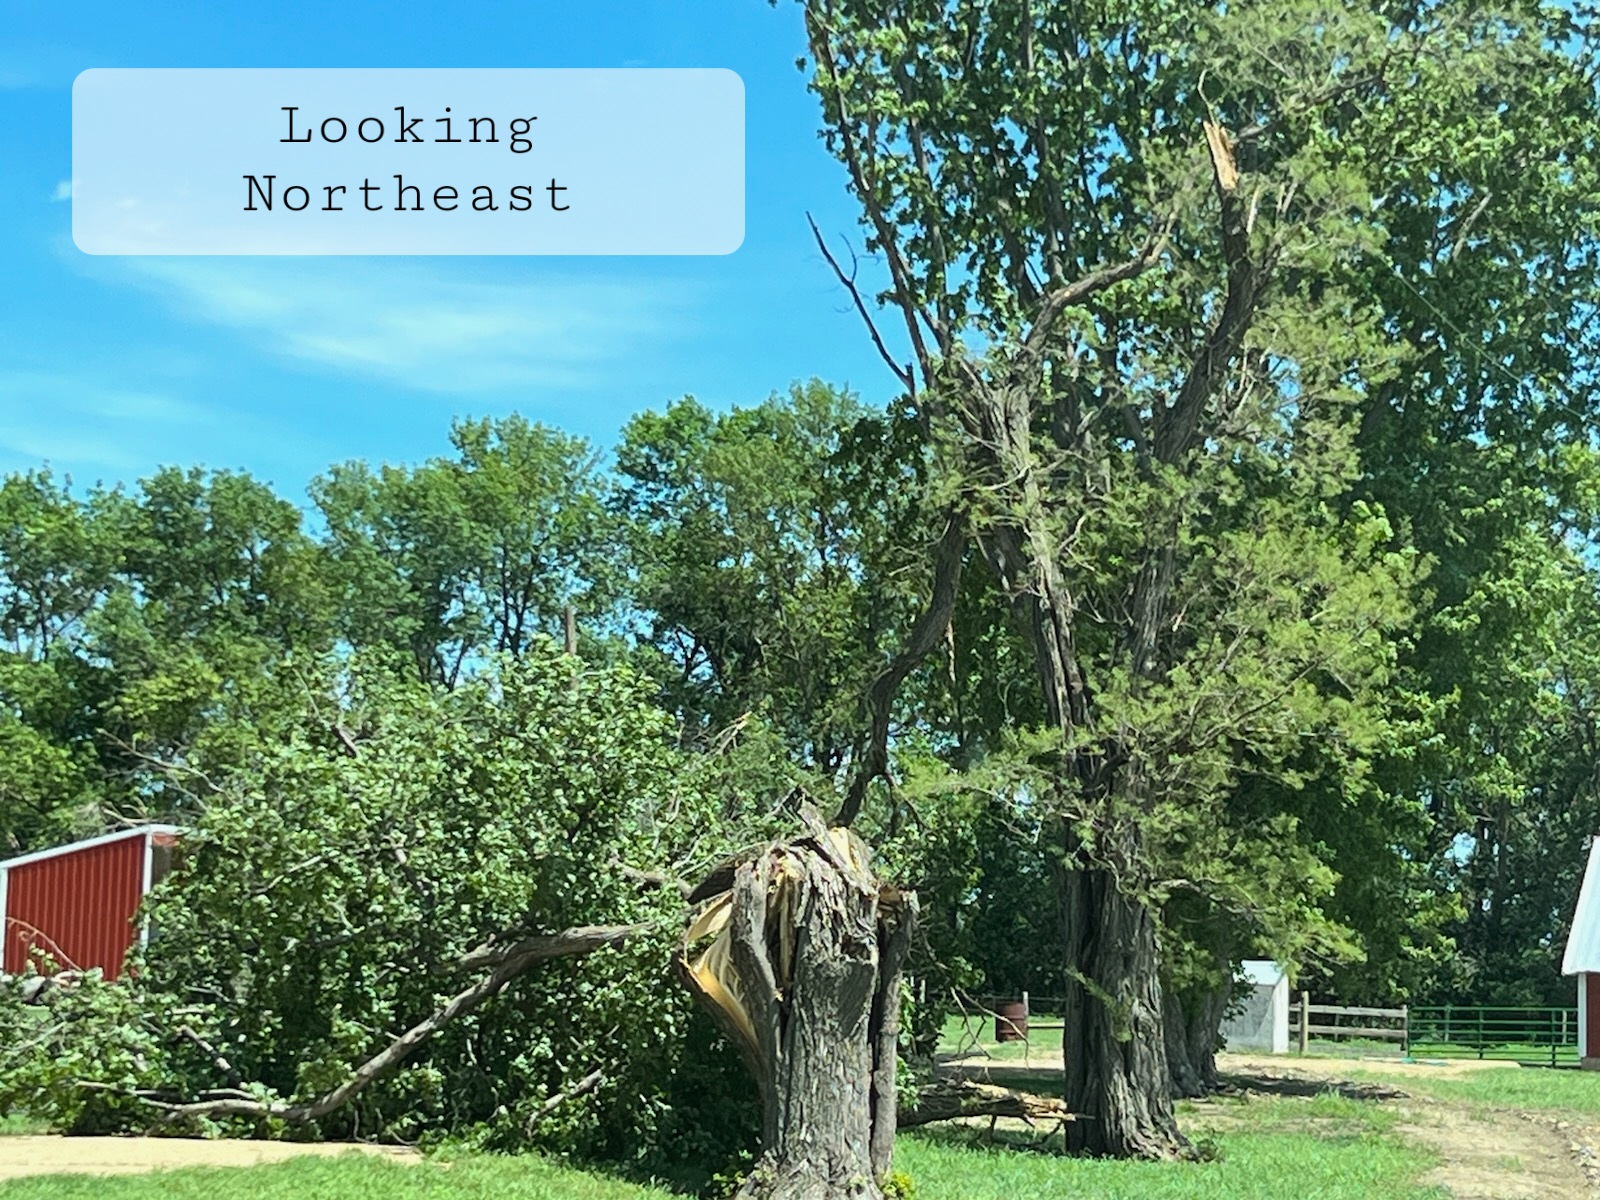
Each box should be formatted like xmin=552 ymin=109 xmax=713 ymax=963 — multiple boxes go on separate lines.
xmin=677 ymin=810 xmax=916 ymax=1200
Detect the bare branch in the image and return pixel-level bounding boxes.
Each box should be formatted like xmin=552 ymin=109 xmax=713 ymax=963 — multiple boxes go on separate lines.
xmin=805 ymin=2 xmax=944 ymax=386
xmin=808 ymin=213 xmax=914 ymax=393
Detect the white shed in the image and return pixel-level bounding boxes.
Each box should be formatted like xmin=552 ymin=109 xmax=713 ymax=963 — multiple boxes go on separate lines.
xmin=1219 ymin=959 xmax=1290 ymax=1054
xmin=1561 ymin=837 xmax=1600 ymax=1068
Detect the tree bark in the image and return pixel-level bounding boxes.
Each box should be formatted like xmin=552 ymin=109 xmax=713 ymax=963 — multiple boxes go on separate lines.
xmin=1163 ymin=978 xmax=1229 ymax=1098
xmin=677 ymin=813 xmax=914 ymax=1200
xmin=868 ymin=889 xmax=917 ymax=1179
xmin=1059 ymin=834 xmax=1189 ymax=1159
xmin=1163 ymin=993 xmax=1204 ymax=1100
xmin=1185 ymin=982 xmax=1229 ymax=1093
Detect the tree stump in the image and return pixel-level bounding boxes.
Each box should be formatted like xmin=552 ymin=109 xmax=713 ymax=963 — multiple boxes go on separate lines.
xmin=677 ymin=809 xmax=916 ymax=1200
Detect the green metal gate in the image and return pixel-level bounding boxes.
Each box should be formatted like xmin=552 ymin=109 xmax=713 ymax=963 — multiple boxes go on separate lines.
xmin=1407 ymin=1006 xmax=1578 ymax=1067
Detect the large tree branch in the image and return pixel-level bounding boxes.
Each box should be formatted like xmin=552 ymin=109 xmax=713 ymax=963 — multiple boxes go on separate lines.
xmin=454 ymin=923 xmax=648 ymax=973
xmin=1022 ymin=234 xmax=1169 ymax=356
xmin=898 ymin=1078 xmax=1075 ymax=1129
xmin=117 ymin=923 xmax=646 ymax=1124
xmin=836 ymin=512 xmax=966 ymax=825
xmin=1156 ymin=122 xmax=1261 ymax=463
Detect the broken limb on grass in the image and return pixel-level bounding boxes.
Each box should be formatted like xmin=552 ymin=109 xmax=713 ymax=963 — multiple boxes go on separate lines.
xmin=676 ymin=808 xmax=917 ymax=1200
xmin=80 ymin=922 xmax=647 ymax=1124
xmin=897 ymin=1079 xmax=1075 ymax=1131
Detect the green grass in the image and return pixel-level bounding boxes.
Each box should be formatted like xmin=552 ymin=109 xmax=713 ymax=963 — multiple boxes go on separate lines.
xmin=1405 ymin=1040 xmax=1578 ymax=1066
xmin=896 ymin=1092 xmax=1437 ymax=1200
xmin=897 ymin=1129 xmax=1438 ymax=1200
xmin=0 ymin=1095 xmax=1442 ymax=1200
xmin=1298 ymin=1037 xmax=1406 ymax=1058
xmin=0 ymin=1152 xmax=675 ymax=1200
xmin=1346 ymin=1060 xmax=1600 ymax=1115
xmin=0 ymin=1115 xmax=49 ymax=1136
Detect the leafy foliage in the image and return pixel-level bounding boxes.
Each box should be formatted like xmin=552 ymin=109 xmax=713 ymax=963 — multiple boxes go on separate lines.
xmin=1 ymin=651 xmax=762 ymax=1180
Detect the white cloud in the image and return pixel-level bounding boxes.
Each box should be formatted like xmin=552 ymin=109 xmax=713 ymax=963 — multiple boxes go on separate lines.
xmin=96 ymin=259 xmax=688 ymax=395
xmin=52 ymin=180 xmax=71 ymax=202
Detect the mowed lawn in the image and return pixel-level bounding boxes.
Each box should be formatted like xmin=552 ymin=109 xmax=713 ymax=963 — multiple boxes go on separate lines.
xmin=0 ymin=1089 xmax=1445 ymax=1200
xmin=0 ymin=1127 xmax=1440 ymax=1200
xmin=29 ymin=1019 xmax=1600 ymax=1200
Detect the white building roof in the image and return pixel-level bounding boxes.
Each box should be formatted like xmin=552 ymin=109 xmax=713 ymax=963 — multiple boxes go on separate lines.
xmin=1238 ymin=959 xmax=1286 ymax=987
xmin=1563 ymin=837 xmax=1600 ymax=975
xmin=0 ymin=825 xmax=184 ymax=872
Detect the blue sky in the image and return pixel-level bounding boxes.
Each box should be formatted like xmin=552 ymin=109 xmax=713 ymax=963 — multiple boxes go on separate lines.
xmin=0 ymin=0 xmax=901 ymax=499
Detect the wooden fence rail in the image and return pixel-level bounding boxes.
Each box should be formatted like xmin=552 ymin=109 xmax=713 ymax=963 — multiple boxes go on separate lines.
xmin=969 ymin=993 xmax=1576 ymax=1067
xmin=1289 ymin=992 xmax=1409 ymax=1053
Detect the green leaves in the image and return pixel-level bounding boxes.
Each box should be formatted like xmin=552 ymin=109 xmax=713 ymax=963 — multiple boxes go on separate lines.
xmin=796 ymin=0 xmax=1600 ymax=1025
xmin=2 ymin=648 xmax=761 ymax=1166
xmin=314 ymin=416 xmax=618 ymax=687
xmin=614 ymin=382 xmax=935 ymax=774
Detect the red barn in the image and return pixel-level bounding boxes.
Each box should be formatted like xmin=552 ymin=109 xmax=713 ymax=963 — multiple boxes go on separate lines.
xmin=0 ymin=825 xmax=182 ymax=980
xmin=1564 ymin=836 xmax=1600 ymax=1068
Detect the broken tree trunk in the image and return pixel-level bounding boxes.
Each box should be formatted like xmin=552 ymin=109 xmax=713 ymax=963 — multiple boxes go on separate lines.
xmin=676 ymin=809 xmax=916 ymax=1200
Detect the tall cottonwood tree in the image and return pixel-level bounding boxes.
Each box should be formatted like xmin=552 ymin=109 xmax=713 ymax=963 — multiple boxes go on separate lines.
xmin=314 ymin=416 xmax=616 ymax=686
xmin=795 ymin=0 xmax=1597 ymax=1156
xmin=615 ymin=382 xmax=933 ymax=768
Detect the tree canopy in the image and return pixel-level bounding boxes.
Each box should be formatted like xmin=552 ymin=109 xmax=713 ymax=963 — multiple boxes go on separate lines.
xmin=4 ymin=0 xmax=1600 ymax=1190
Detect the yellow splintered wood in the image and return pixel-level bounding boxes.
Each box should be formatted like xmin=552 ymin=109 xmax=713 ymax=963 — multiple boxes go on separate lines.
xmin=681 ymin=826 xmax=888 ymax=1065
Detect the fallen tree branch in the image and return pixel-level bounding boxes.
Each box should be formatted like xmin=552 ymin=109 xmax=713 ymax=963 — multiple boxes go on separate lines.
xmin=455 ymin=923 xmax=650 ymax=974
xmin=615 ymin=862 xmax=694 ymax=900
xmin=106 ymin=923 xmax=646 ymax=1125
xmin=175 ymin=1024 xmax=244 ymax=1090
xmin=897 ymin=1078 xmax=1075 ymax=1129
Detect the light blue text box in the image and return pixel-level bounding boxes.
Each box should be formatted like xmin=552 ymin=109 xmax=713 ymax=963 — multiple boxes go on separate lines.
xmin=73 ymin=68 xmax=744 ymax=255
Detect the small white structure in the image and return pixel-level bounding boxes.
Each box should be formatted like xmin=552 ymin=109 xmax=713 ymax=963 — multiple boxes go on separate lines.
xmin=1560 ymin=837 xmax=1600 ymax=1069
xmin=1219 ymin=959 xmax=1290 ymax=1054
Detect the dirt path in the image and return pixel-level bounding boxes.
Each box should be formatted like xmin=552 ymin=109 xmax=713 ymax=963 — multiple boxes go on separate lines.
xmin=1212 ymin=1053 xmax=1595 ymax=1200
xmin=0 ymin=1136 xmax=419 ymax=1181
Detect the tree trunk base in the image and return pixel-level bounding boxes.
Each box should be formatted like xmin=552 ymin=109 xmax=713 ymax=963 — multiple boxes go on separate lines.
xmin=734 ymin=1156 xmax=882 ymax=1200
xmin=678 ymin=811 xmax=913 ymax=1200
xmin=1061 ymin=853 xmax=1191 ymax=1160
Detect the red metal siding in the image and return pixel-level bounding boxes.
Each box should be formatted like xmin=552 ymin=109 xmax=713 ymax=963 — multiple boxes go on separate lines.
xmin=1588 ymin=975 xmax=1600 ymax=1059
xmin=3 ymin=835 xmax=146 ymax=980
